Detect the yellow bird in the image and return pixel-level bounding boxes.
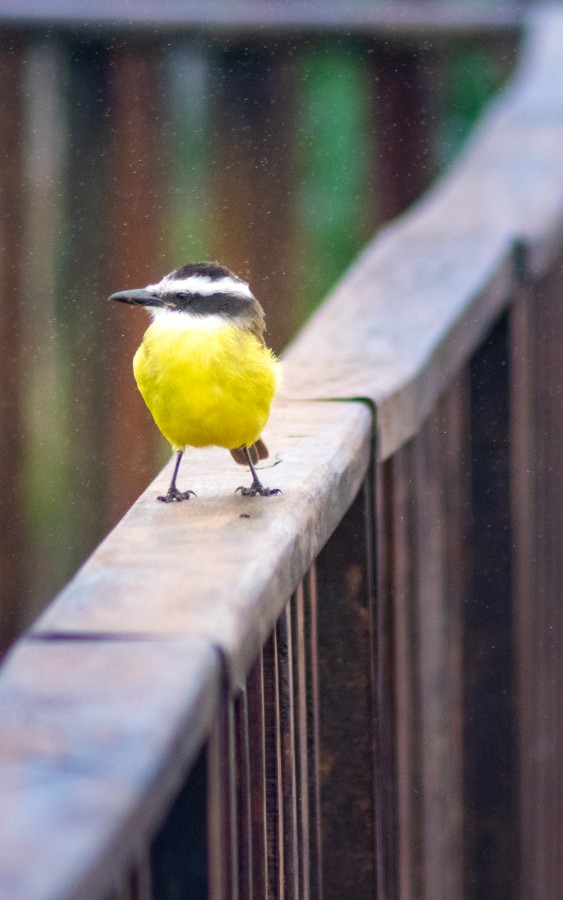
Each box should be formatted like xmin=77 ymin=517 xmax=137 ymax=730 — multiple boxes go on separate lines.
xmin=110 ymin=262 xmax=281 ymax=502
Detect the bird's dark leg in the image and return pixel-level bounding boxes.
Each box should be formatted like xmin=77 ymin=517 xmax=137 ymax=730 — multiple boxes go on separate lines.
xmin=236 ymin=446 xmax=281 ymax=497
xmin=157 ymin=450 xmax=196 ymax=502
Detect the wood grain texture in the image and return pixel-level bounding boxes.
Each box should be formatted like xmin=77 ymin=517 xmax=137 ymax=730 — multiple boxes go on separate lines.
xmin=0 ymin=637 xmax=219 ymax=900
xmin=283 ymin=6 xmax=563 ymax=460
xmin=32 ymin=399 xmax=372 ymax=688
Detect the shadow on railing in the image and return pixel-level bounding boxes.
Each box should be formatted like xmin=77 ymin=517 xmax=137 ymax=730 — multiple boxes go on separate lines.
xmin=2 ymin=5 xmax=563 ymax=900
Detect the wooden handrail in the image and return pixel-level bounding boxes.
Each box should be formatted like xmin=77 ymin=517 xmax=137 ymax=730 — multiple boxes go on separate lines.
xmin=1 ymin=5 xmax=563 ymax=899
xmin=33 ymin=401 xmax=372 ymax=688
xmin=283 ymin=4 xmax=563 ymax=458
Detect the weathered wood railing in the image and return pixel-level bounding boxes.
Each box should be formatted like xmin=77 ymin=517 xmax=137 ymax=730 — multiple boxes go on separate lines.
xmin=0 ymin=0 xmax=516 ymax=642
xmin=2 ymin=4 xmax=563 ymax=900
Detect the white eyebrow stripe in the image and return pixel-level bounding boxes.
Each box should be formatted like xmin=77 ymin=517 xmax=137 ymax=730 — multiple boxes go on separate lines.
xmin=146 ymin=274 xmax=254 ymax=299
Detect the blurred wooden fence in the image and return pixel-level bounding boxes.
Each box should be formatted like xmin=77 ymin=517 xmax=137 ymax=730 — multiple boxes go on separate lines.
xmin=0 ymin=0 xmax=515 ymax=643
xmin=2 ymin=3 xmax=563 ymax=900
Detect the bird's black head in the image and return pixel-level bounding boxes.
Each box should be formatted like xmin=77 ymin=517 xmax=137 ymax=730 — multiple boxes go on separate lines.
xmin=109 ymin=261 xmax=266 ymax=336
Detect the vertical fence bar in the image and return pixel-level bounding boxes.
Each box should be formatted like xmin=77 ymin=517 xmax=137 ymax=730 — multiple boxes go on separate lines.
xmin=235 ymin=686 xmax=253 ymax=900
xmin=61 ymin=39 xmax=169 ymax=570
xmin=111 ymin=848 xmax=151 ymax=900
xmin=0 ymin=34 xmax=27 ymax=650
xmin=545 ymin=262 xmax=563 ymax=899
xmin=208 ymin=700 xmax=237 ymax=900
xmin=293 ymin=583 xmax=311 ymax=900
xmin=304 ymin=564 xmax=323 ymax=900
xmin=413 ymin=399 xmax=464 ymax=900
xmin=466 ymin=313 xmax=517 ymax=900
xmin=315 ymin=483 xmax=377 ymax=900
xmin=209 ymin=44 xmax=298 ymax=352
xmin=511 ymin=255 xmax=563 ymax=900
xmin=263 ymin=629 xmax=284 ymax=899
xmin=21 ymin=41 xmax=70 ymax=620
xmin=369 ymin=42 xmax=437 ymax=225
xmin=277 ymin=604 xmax=300 ymax=900
xmin=107 ymin=43 xmax=168 ymax=523
xmin=62 ymin=42 xmax=114 ymax=568
xmin=382 ymin=375 xmax=469 ymax=900
xmin=389 ymin=443 xmax=423 ymax=900
xmin=510 ymin=286 xmax=536 ymax=900
xmin=373 ymin=460 xmax=397 ymax=900
xmin=128 ymin=854 xmax=152 ymax=900
xmin=246 ymin=654 xmax=268 ymax=899
xmin=440 ymin=374 xmax=469 ymax=892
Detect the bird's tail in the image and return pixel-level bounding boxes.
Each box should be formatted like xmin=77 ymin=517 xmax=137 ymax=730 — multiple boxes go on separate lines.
xmin=230 ymin=438 xmax=269 ymax=466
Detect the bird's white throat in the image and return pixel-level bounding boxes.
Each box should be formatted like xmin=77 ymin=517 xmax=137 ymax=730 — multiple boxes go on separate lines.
xmin=148 ymin=307 xmax=228 ymax=332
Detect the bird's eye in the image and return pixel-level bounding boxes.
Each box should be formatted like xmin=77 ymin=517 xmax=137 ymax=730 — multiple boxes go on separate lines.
xmin=176 ymin=291 xmax=189 ymax=301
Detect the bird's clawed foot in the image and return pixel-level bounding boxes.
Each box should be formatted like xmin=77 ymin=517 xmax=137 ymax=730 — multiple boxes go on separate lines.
xmin=157 ymin=487 xmax=196 ymax=503
xmin=236 ymin=480 xmax=281 ymax=497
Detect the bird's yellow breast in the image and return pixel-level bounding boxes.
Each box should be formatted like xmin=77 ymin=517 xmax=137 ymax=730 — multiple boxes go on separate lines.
xmin=133 ymin=313 xmax=280 ymax=452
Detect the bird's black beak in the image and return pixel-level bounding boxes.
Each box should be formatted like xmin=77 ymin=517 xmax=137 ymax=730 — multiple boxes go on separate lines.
xmin=109 ymin=288 xmax=162 ymax=307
